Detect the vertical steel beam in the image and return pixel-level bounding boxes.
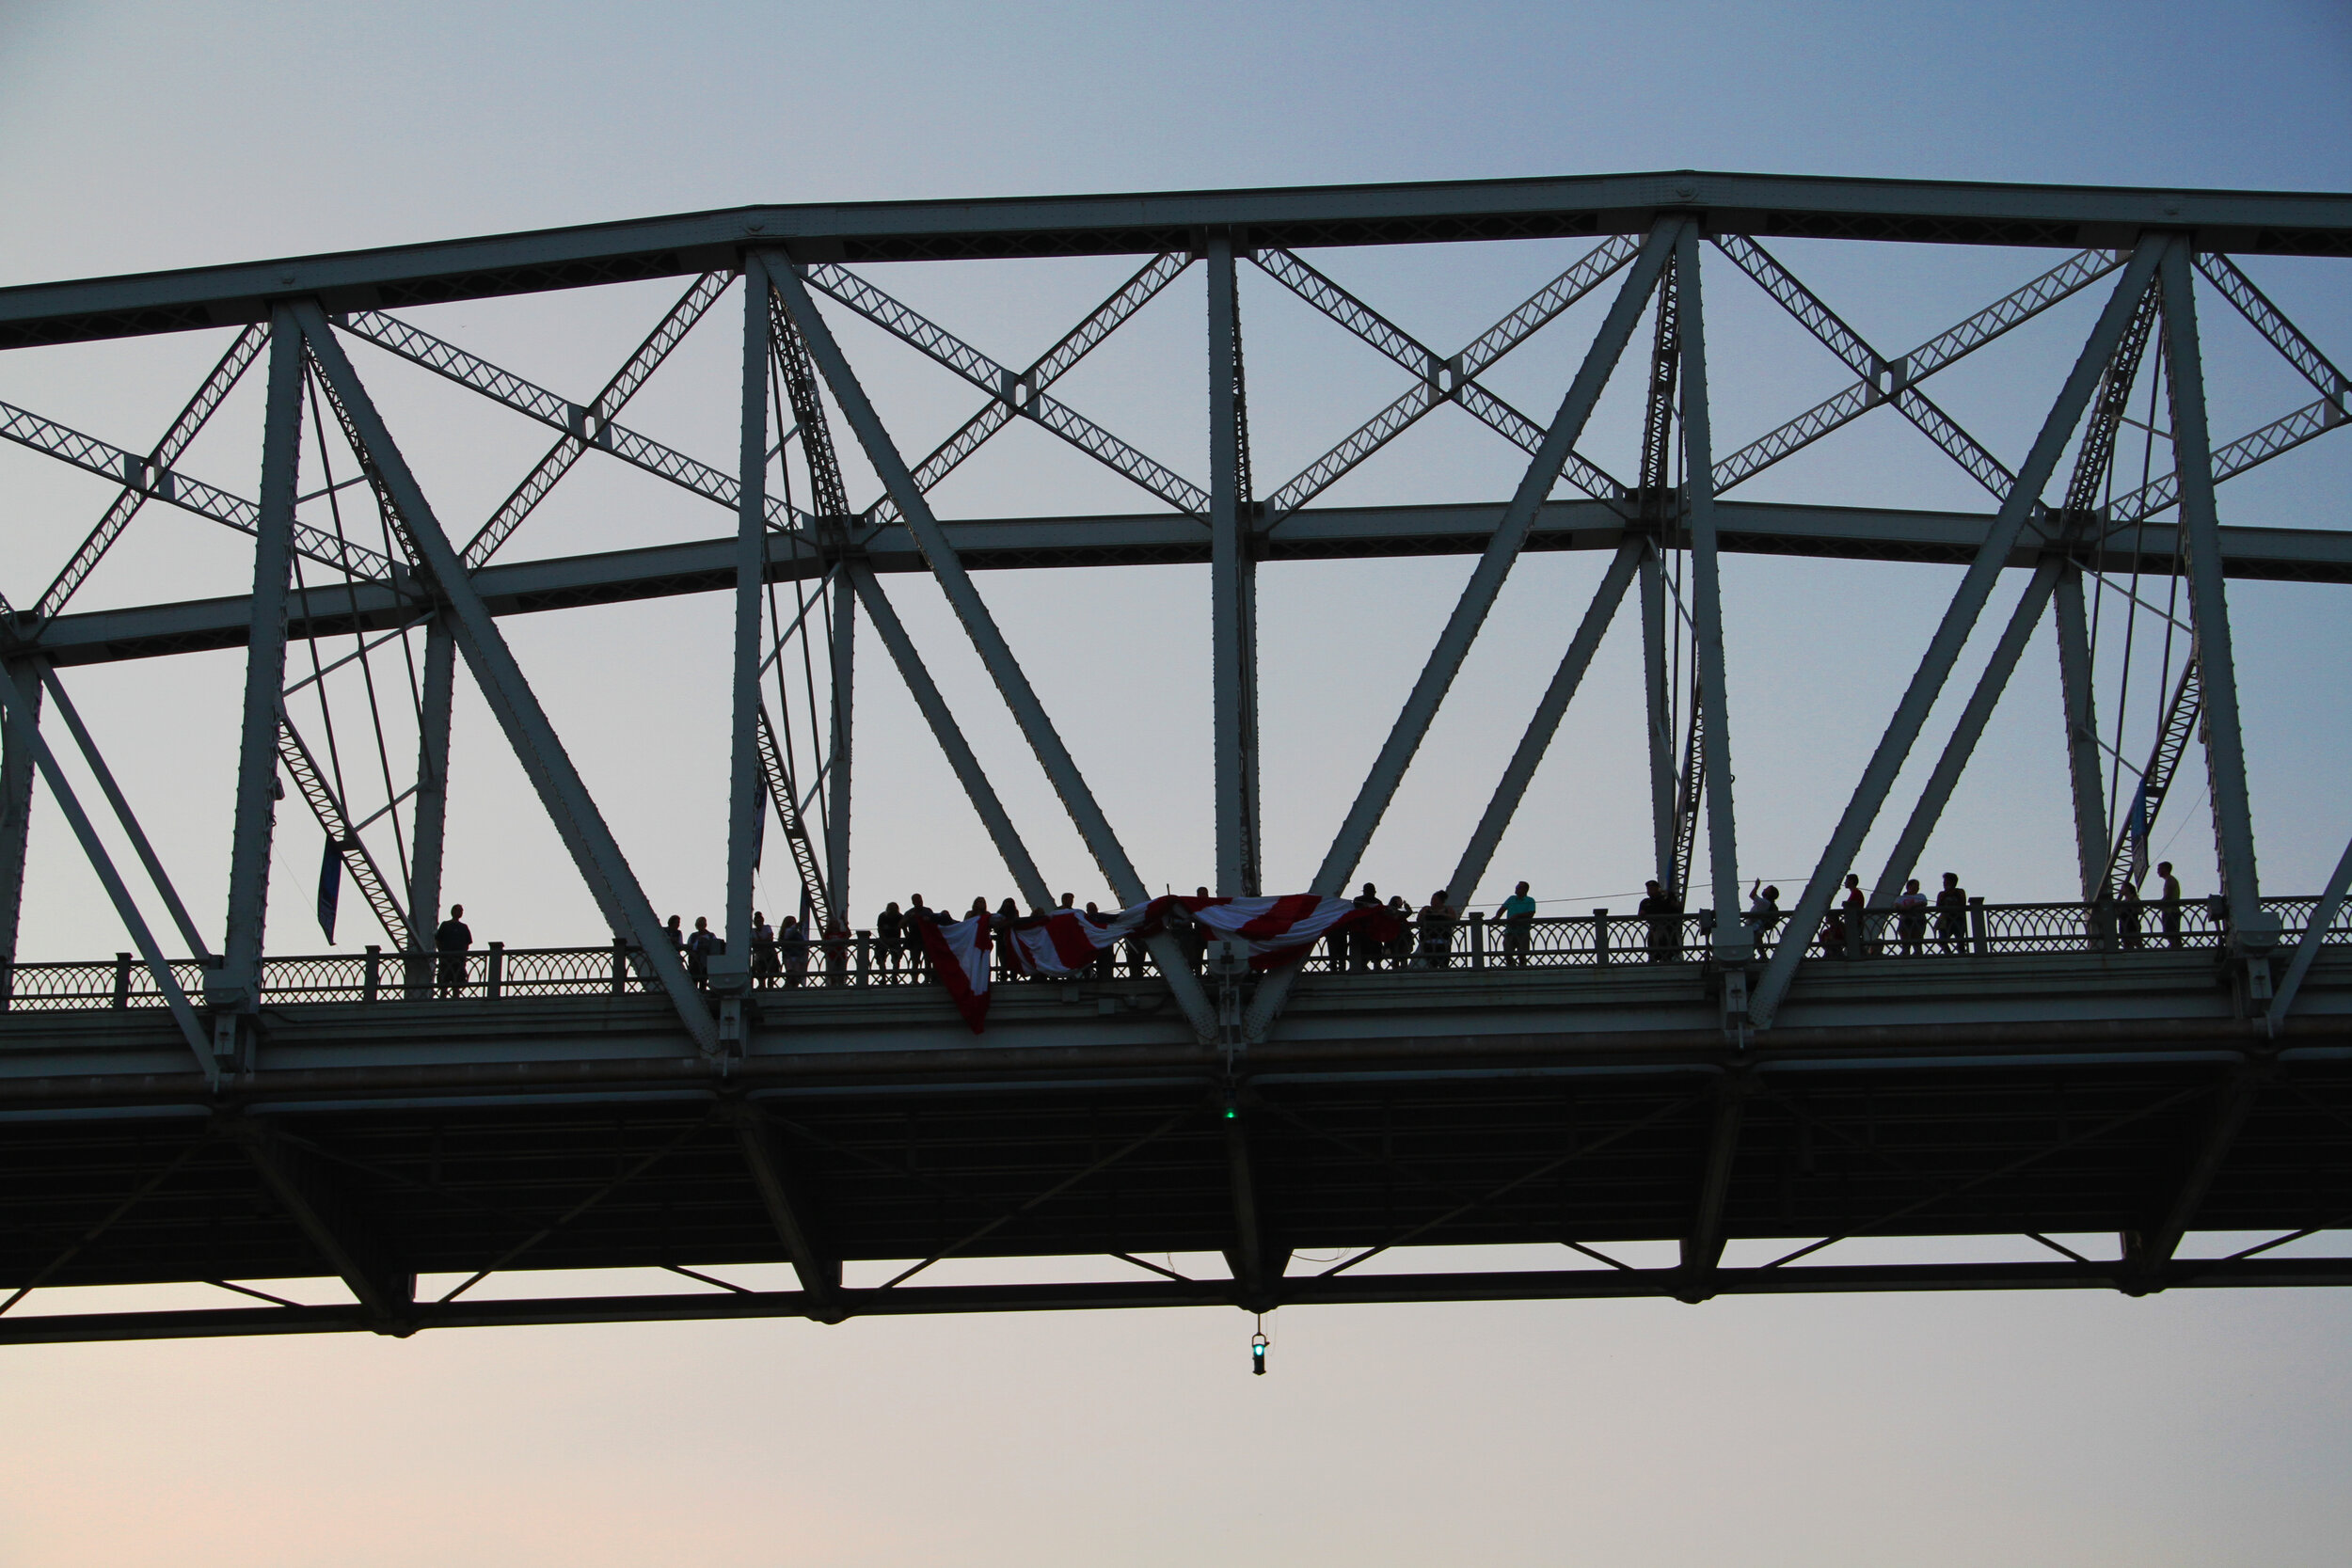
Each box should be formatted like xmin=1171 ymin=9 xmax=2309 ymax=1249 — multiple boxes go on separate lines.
xmin=765 ymin=259 xmax=1217 ymax=1033
xmin=220 ymin=309 xmax=305 ymax=1008
xmin=405 ymin=615 xmax=454 ymax=954
xmin=1677 ymin=227 xmax=1744 ymax=954
xmin=1751 ymin=241 xmax=2167 ymax=1027
xmin=0 ymin=655 xmax=43 ymax=986
xmin=826 ymin=567 xmax=853 ymax=918
xmin=845 ymin=565 xmax=1048 ymax=907
xmin=1871 ymin=561 xmax=2063 ymax=904
xmin=1447 ymin=539 xmax=1641 ymax=906
xmin=1208 ymin=235 xmax=1260 ymax=895
xmin=726 ymin=257 xmax=771 ymax=966
xmin=2159 ymin=245 xmax=2264 ymax=929
xmin=1637 ymin=544 xmax=1677 ymax=885
xmin=294 ymin=304 xmax=717 ymax=1053
xmin=2052 ymin=566 xmax=2109 ymax=901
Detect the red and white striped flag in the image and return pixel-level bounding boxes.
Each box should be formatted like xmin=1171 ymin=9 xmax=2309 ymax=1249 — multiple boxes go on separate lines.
xmin=916 ymin=911 xmax=994 ymax=1033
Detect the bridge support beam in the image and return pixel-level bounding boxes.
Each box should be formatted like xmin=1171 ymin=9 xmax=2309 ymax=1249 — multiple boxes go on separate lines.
xmin=1872 ymin=559 xmax=2063 ymax=905
xmin=232 ymin=1120 xmax=414 ymax=1332
xmin=1677 ymin=226 xmax=1744 ymax=958
xmin=1223 ymin=1103 xmax=1280 ymax=1311
xmin=826 ymin=567 xmax=853 ymax=922
xmin=294 ymin=303 xmax=717 ymax=1053
xmin=846 ymin=565 xmax=1047 ymax=905
xmin=218 ymin=308 xmax=304 ymax=1037
xmin=1448 ymin=539 xmax=1641 ymax=908
xmin=0 ymin=655 xmax=43 ymax=999
xmin=1638 ymin=543 xmax=1677 ymax=888
xmin=1753 ymin=240 xmax=2169 ymax=1027
xmin=2053 ymin=565 xmax=2108 ymax=902
xmin=405 ymin=614 xmax=453 ymax=995
xmin=1208 ymin=234 xmax=1260 ymax=897
xmin=1679 ymin=1071 xmax=1750 ymax=1299
xmin=733 ymin=1110 xmax=841 ymax=1320
xmin=2159 ymin=244 xmax=2265 ymax=934
xmin=725 ymin=256 xmax=771 ymax=976
xmin=767 ymin=255 xmax=1216 ymax=1037
xmin=2127 ymin=1064 xmax=2266 ymax=1292
xmin=2268 ymin=830 xmax=2352 ymax=1031
xmin=1249 ymin=220 xmax=1679 ymax=1041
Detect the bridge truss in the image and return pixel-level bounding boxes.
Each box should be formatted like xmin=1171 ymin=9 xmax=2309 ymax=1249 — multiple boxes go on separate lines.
xmin=0 ymin=171 xmax=2349 ymax=1342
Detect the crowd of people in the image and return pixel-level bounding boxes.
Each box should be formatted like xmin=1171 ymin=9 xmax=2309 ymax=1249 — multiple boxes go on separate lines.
xmin=421 ymin=859 xmax=2213 ymax=990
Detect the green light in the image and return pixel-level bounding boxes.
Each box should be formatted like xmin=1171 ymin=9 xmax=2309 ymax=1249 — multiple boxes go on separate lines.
xmin=1223 ymin=1105 xmax=1238 ymax=1119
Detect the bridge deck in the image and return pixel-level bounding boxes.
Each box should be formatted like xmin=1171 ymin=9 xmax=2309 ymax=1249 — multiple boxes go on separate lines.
xmin=1 ymin=945 xmax=2345 ymax=1342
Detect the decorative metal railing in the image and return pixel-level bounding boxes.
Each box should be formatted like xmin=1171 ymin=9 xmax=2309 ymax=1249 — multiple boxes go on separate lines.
xmin=1 ymin=896 xmax=2344 ymax=1014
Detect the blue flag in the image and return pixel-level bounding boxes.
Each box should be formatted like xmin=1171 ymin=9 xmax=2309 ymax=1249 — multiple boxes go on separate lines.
xmin=317 ymin=836 xmax=343 ymax=943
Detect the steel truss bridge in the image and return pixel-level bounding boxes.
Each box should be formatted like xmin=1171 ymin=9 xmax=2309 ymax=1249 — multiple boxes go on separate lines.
xmin=0 ymin=170 xmax=2349 ymax=1344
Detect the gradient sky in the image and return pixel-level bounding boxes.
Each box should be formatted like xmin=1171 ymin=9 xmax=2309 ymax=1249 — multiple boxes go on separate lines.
xmin=1 ymin=4 xmax=2349 ymax=1564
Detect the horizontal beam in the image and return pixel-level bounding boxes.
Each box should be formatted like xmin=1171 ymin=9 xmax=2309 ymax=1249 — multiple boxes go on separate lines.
xmin=4 ymin=1256 xmax=2346 ymax=1342
xmin=21 ymin=500 xmax=2352 ymax=668
xmin=6 ymin=171 xmax=2349 ymax=348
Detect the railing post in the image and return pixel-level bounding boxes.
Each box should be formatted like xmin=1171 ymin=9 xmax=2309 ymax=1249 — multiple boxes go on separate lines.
xmin=856 ymin=929 xmax=871 ymax=987
xmin=1969 ymin=896 xmax=1987 ymax=957
xmin=1470 ymin=910 xmax=1486 ymax=970
xmin=363 ymin=943 xmax=381 ymax=1004
xmin=611 ymin=936 xmax=628 ymax=995
xmin=112 ymin=951 xmax=132 ymax=1008
xmin=1594 ymin=909 xmax=1610 ymax=967
xmin=485 ymin=941 xmax=504 ymax=1000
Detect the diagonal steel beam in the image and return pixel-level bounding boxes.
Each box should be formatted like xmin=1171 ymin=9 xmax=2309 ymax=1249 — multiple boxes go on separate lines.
xmin=844 ymin=565 xmax=1047 ymax=908
xmin=0 ymin=660 xmax=211 ymax=1080
xmin=733 ymin=1107 xmax=841 ymax=1319
xmin=1751 ymin=241 xmax=2169 ymax=1028
xmin=464 ymin=271 xmax=733 ymax=566
xmin=1252 ymin=245 xmax=1628 ymax=510
xmin=1714 ymin=234 xmax=2020 ymax=503
xmin=36 ymin=325 xmax=269 ymax=621
xmin=0 ymin=397 xmax=396 ymax=586
xmin=276 ymin=714 xmax=411 ymax=950
xmin=1712 ymin=245 xmax=2124 ymax=493
xmin=1871 ymin=560 xmax=2063 ymax=904
xmin=2129 ymin=1063 xmax=2267 ymax=1291
xmin=2194 ymin=252 xmax=2350 ymax=411
xmin=878 ymin=1105 xmax=1198 ymax=1291
xmin=1310 ymin=226 xmax=1676 ymax=896
xmin=1248 ymin=223 xmax=1680 ymax=1040
xmin=2268 ymin=831 xmax=2352 ymax=1031
xmin=770 ymin=258 xmax=1215 ymax=1033
xmin=803 ymin=261 xmax=1210 ymax=517
xmin=862 ymin=252 xmax=1192 ymax=528
xmin=2159 ymin=245 xmax=2264 ymax=933
xmin=1677 ymin=226 xmax=1746 ymax=958
xmin=232 ymin=1119 xmax=414 ymax=1332
xmin=336 ymin=307 xmax=804 ymax=537
xmin=294 ymin=302 xmax=716 ymax=1053
xmin=1679 ymin=1071 xmax=1752 ymax=1299
xmin=36 ymin=667 xmax=212 ymax=960
xmin=1447 ymin=537 xmax=1642 ymax=907
xmin=1261 ymin=235 xmax=1643 ymax=518
xmin=2105 ymin=395 xmax=2347 ymax=528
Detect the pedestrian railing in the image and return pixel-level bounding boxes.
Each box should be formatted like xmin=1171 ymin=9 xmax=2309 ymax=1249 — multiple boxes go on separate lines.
xmin=1 ymin=896 xmax=2345 ymax=1015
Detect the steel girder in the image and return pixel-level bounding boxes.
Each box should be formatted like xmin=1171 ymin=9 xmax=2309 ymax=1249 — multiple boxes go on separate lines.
xmin=7 ymin=169 xmax=2350 ymax=351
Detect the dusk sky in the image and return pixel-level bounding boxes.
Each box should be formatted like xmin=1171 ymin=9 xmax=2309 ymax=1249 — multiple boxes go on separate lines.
xmin=1 ymin=3 xmax=2348 ymax=1563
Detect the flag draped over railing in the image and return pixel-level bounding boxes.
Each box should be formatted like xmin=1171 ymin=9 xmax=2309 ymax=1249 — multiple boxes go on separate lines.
xmin=914 ymin=895 xmax=1403 ymax=1034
